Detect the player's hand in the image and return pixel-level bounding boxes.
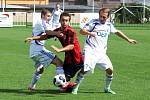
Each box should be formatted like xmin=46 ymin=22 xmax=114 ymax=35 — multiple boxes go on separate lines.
xmin=51 ymin=45 xmax=61 ymax=52
xmin=89 ymin=32 xmax=96 ymax=37
xmin=56 ymin=31 xmax=63 ymax=37
xmin=24 ymin=37 xmax=33 ymax=43
xmin=128 ymin=39 xmax=137 ymax=44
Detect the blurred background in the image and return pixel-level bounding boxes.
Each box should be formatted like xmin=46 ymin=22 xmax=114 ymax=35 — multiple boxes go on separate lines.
xmin=0 ymin=0 xmax=150 ymax=29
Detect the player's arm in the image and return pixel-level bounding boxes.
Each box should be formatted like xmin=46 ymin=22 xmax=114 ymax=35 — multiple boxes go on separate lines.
xmin=80 ymin=29 xmax=95 ymax=37
xmin=51 ymin=44 xmax=74 ymax=53
xmin=51 ymin=30 xmax=75 ymax=52
xmin=24 ymin=34 xmax=48 ymax=43
xmin=45 ymin=30 xmax=63 ymax=38
xmin=115 ymin=30 xmax=137 ymax=44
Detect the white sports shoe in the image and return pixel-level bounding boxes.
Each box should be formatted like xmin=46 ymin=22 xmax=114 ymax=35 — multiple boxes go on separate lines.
xmin=104 ymin=88 xmax=116 ymax=94
xmin=72 ymin=88 xmax=78 ymax=94
xmin=71 ymin=84 xmax=80 ymax=94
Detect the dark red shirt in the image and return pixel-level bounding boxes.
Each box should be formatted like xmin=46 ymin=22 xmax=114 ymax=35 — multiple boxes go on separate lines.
xmin=54 ymin=26 xmax=83 ymax=64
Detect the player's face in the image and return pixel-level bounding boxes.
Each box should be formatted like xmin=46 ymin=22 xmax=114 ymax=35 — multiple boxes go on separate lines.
xmin=60 ymin=16 xmax=70 ymax=29
xmin=99 ymin=12 xmax=109 ymax=24
xmin=56 ymin=4 xmax=60 ymax=10
xmin=44 ymin=12 xmax=52 ymax=21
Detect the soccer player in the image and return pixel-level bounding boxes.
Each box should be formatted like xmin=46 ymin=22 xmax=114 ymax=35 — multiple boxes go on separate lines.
xmin=72 ymin=8 xmax=137 ymax=94
xmin=25 ymin=9 xmax=65 ymax=91
xmin=51 ymin=2 xmax=63 ymax=30
xmin=50 ymin=12 xmax=84 ymax=82
xmin=25 ymin=12 xmax=83 ymax=92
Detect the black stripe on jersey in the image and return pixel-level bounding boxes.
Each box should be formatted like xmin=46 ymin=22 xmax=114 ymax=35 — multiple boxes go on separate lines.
xmin=69 ymin=31 xmax=74 ymax=44
xmin=65 ymin=30 xmax=69 ymax=44
xmin=34 ymin=32 xmax=44 ymax=46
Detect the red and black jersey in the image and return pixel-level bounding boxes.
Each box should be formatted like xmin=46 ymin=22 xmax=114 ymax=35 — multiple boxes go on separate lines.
xmin=54 ymin=26 xmax=83 ymax=64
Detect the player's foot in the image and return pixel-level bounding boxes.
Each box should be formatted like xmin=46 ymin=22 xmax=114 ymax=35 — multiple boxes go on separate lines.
xmin=60 ymin=82 xmax=77 ymax=92
xmin=71 ymin=83 xmax=80 ymax=94
xmin=28 ymin=84 xmax=36 ymax=91
xmin=104 ymin=88 xmax=116 ymax=94
xmin=71 ymin=87 xmax=78 ymax=94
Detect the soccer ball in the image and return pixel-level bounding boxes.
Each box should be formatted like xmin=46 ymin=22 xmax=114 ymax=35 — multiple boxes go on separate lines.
xmin=53 ymin=74 xmax=66 ymax=87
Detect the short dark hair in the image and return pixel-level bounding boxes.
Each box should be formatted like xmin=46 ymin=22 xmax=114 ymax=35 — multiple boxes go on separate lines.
xmin=99 ymin=8 xmax=110 ymax=17
xmin=60 ymin=12 xmax=71 ymax=21
xmin=41 ymin=9 xmax=51 ymax=18
xmin=56 ymin=2 xmax=60 ymax=6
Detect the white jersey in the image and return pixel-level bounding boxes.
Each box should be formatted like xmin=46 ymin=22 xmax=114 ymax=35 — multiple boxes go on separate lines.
xmin=51 ymin=9 xmax=63 ymax=27
xmin=29 ymin=19 xmax=52 ymax=57
xmin=82 ymin=19 xmax=117 ymax=53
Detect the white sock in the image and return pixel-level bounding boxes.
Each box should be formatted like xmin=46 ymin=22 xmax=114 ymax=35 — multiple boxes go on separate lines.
xmin=105 ymin=74 xmax=113 ymax=90
xmin=31 ymin=65 xmax=43 ymax=88
xmin=75 ymin=72 xmax=84 ymax=84
xmin=31 ymin=72 xmax=42 ymax=88
xmin=73 ymin=72 xmax=84 ymax=91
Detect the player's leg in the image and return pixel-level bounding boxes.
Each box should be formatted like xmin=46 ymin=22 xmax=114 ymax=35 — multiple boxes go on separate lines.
xmin=72 ymin=68 xmax=85 ymax=94
xmin=59 ymin=61 xmax=82 ymax=93
xmin=72 ymin=51 xmax=97 ymax=94
xmin=97 ymin=54 xmax=116 ymax=94
xmin=28 ymin=50 xmax=57 ymax=91
xmin=104 ymin=68 xmax=116 ymax=94
xmin=28 ymin=63 xmax=44 ymax=90
xmin=66 ymin=61 xmax=84 ymax=93
xmin=63 ymin=59 xmax=84 ymax=81
xmin=51 ymin=56 xmax=64 ymax=75
xmin=28 ymin=55 xmax=45 ymax=90
xmin=63 ymin=62 xmax=73 ymax=82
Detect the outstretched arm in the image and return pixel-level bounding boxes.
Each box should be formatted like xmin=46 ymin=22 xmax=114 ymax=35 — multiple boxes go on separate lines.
xmin=24 ymin=34 xmax=48 ymax=43
xmin=115 ymin=30 xmax=137 ymax=44
xmin=51 ymin=44 xmax=74 ymax=53
xmin=25 ymin=30 xmax=63 ymax=43
xmin=45 ymin=30 xmax=63 ymax=37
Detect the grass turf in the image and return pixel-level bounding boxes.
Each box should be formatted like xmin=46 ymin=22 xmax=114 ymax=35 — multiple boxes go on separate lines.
xmin=0 ymin=26 xmax=150 ymax=100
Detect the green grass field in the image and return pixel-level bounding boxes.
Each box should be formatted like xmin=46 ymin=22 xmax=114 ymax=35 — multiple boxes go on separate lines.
xmin=0 ymin=26 xmax=150 ymax=100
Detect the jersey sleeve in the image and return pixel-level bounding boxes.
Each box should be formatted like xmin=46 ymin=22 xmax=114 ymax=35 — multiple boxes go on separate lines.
xmin=109 ymin=23 xmax=117 ymax=33
xmin=32 ymin=20 xmax=45 ymax=36
xmin=82 ymin=19 xmax=95 ymax=32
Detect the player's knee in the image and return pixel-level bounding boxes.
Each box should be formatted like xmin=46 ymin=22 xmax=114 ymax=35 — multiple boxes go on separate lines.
xmin=36 ymin=65 xmax=44 ymax=74
xmin=52 ymin=57 xmax=63 ymax=67
xmin=106 ymin=68 xmax=113 ymax=75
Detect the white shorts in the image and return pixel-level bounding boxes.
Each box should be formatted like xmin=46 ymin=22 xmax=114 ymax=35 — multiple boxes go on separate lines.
xmin=84 ymin=50 xmax=113 ymax=73
xmin=31 ymin=50 xmax=56 ymax=68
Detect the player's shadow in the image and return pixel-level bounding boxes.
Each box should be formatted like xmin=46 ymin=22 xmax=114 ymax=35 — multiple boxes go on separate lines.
xmin=79 ymin=89 xmax=105 ymax=94
xmin=80 ymin=91 xmax=105 ymax=94
xmin=0 ymin=88 xmax=66 ymax=96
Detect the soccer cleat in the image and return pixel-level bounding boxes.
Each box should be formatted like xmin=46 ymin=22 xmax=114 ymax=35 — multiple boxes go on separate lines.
xmin=28 ymin=84 xmax=36 ymax=91
xmin=71 ymin=88 xmax=78 ymax=94
xmin=104 ymin=88 xmax=116 ymax=94
xmin=60 ymin=82 xmax=77 ymax=92
xmin=71 ymin=83 xmax=80 ymax=94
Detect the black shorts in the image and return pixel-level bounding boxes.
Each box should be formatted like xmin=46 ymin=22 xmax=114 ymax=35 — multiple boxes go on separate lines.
xmin=63 ymin=60 xmax=84 ymax=81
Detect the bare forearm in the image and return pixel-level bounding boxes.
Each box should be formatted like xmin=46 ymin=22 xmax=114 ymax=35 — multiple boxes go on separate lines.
xmin=51 ymin=44 xmax=74 ymax=53
xmin=115 ymin=30 xmax=137 ymax=44
xmin=32 ymin=35 xmax=47 ymax=40
xmin=115 ymin=30 xmax=130 ymax=42
xmin=32 ymin=36 xmax=41 ymax=40
xmin=45 ymin=30 xmax=57 ymax=35
xmin=58 ymin=45 xmax=74 ymax=52
xmin=45 ymin=30 xmax=63 ymax=38
xmin=80 ymin=29 xmax=95 ymax=36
